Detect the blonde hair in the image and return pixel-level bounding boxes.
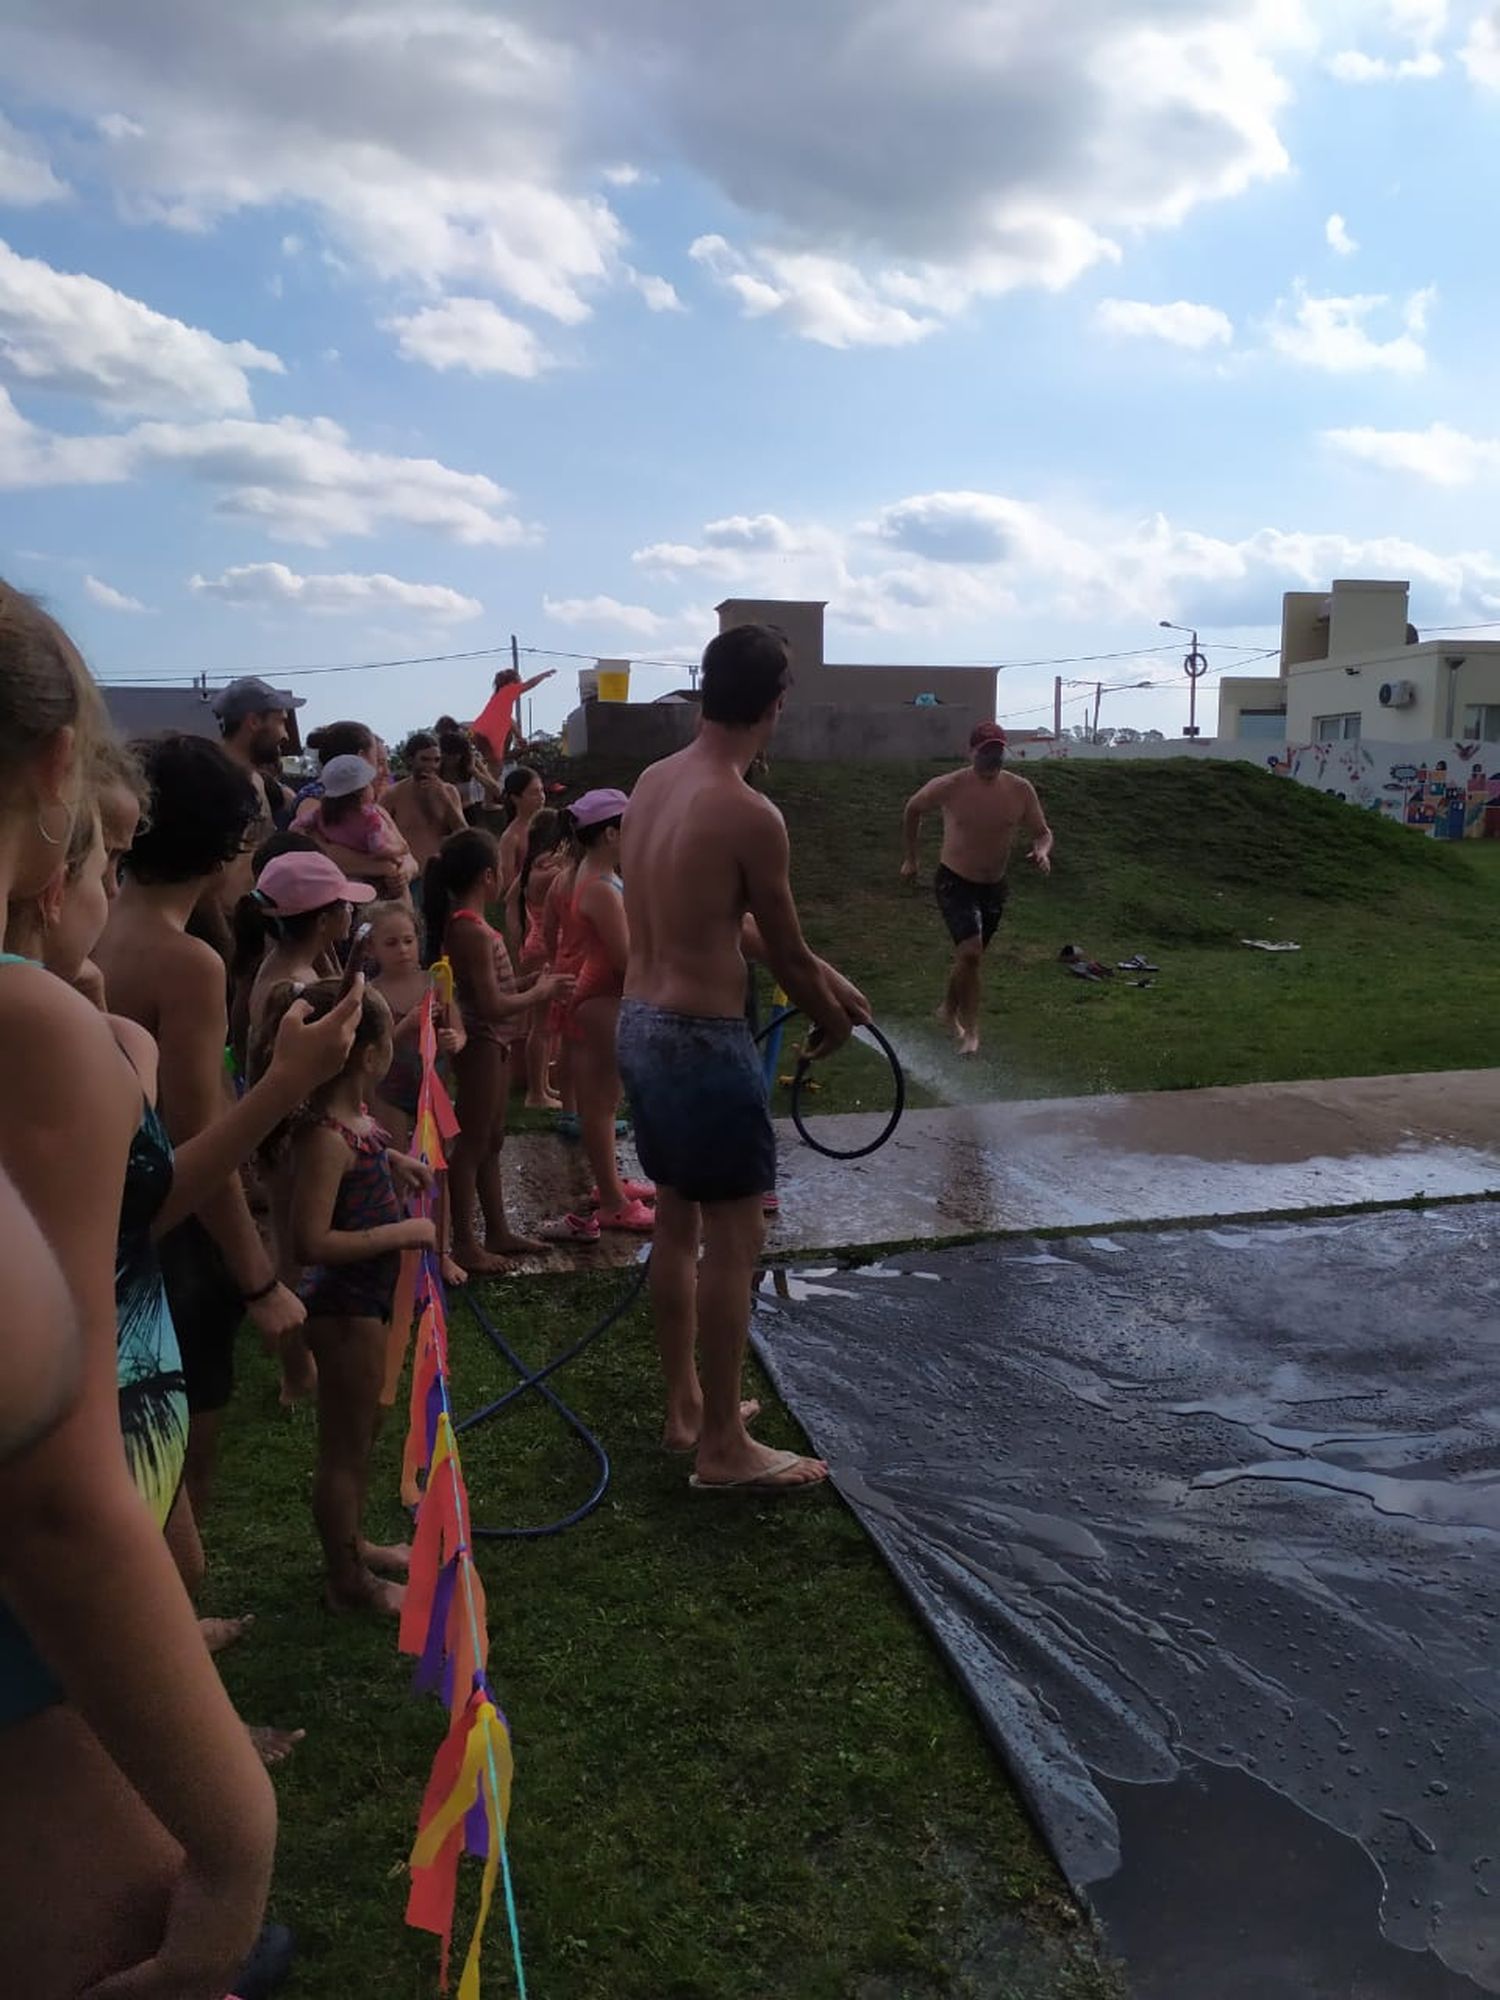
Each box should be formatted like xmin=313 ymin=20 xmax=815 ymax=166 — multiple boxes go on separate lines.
xmin=0 ymin=583 xmax=108 ymax=804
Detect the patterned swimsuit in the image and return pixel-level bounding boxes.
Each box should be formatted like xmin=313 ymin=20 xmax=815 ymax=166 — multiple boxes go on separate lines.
xmin=0 ymin=1022 xmax=189 ymax=1725
xmin=297 ymin=1115 xmax=404 ymax=1322
xmin=449 ymin=907 xmax=527 ymax=1049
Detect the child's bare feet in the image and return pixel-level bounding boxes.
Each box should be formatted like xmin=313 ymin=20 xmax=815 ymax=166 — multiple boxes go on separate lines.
xmin=484 ymin=1230 xmax=546 ymax=1256
xmin=325 ymin=1569 xmax=405 ymax=1617
xmin=524 ymin=1092 xmax=562 ymax=1111
xmin=441 ymin=1253 xmax=468 ymax=1289
xmin=200 ymin=1612 xmax=254 ymax=1654
xmin=248 ymin=1722 xmax=306 ymax=1766
xmin=453 ymin=1243 xmax=513 ymax=1275
xmin=358 ymin=1538 xmax=411 ymax=1576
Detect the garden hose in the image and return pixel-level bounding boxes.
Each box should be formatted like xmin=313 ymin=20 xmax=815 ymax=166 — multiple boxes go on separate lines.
xmin=455 ymin=1005 xmax=906 ymax=1539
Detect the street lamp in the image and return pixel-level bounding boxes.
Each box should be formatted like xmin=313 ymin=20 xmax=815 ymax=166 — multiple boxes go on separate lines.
xmin=1160 ymin=619 xmax=1208 ymax=737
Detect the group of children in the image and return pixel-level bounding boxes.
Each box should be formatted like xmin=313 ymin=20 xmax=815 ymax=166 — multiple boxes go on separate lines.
xmin=0 ymin=585 xmax=661 ymax=1999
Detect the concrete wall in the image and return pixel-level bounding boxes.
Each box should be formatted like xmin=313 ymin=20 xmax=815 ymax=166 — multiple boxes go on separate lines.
xmin=1268 ymin=737 xmax=1500 ymax=839
xmin=713 ymin=597 xmax=998 ymax=719
xmin=1283 ymin=645 xmax=1500 ymax=742
xmin=564 ymin=698 xmax=980 ymax=765
xmin=1008 ymin=737 xmax=1245 ymax=764
xmin=1216 ymin=676 xmax=1287 ymax=738
xmin=1326 ymin=578 xmax=1411 ymax=658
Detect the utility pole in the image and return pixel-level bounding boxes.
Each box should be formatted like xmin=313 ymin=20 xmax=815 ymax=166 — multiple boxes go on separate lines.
xmin=1160 ymin=620 xmax=1207 ymax=737
xmin=510 ymin=632 xmax=520 ymax=679
xmin=1092 ymin=681 xmax=1103 ymax=743
xmin=1053 ymin=675 xmax=1063 ymax=740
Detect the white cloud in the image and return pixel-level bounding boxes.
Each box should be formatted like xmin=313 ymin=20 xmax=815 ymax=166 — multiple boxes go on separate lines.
xmin=1329 ymin=0 xmax=1447 ymax=80
xmin=0 ymin=238 xmax=282 ymax=415
xmin=1322 ymin=421 xmax=1500 ymax=486
xmin=1266 ymin=284 xmax=1433 ymax=373
xmin=0 ymin=113 xmax=66 ymax=205
xmin=629 ymin=270 xmax=684 ymax=313
xmin=1095 ymin=298 xmax=1234 ymax=349
xmin=84 ymin=574 xmax=148 ymax=612
xmin=1324 ymin=212 xmax=1357 ymax=256
xmin=387 ymin=297 xmax=552 ymax=378
xmin=1327 ymin=47 xmax=1443 ymax=79
xmin=191 ymin=562 xmax=481 ymax=619
xmin=0 ymin=389 xmax=533 ymax=547
xmin=543 ymin=594 xmax=668 ymax=636
xmin=624 ymin=487 xmax=1500 ymax=637
xmin=0 ymin=0 xmax=1302 ymax=349
xmin=1463 ymin=6 xmax=1500 ymax=85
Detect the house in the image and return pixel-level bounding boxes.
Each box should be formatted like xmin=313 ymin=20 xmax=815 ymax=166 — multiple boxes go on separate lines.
xmin=565 ymin=597 xmax=1000 ymax=763
xmin=1217 ymin=580 xmax=1500 ymax=744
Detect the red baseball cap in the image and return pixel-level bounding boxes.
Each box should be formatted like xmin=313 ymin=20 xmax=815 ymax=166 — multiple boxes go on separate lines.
xmin=969 ymin=722 xmax=1007 ymax=749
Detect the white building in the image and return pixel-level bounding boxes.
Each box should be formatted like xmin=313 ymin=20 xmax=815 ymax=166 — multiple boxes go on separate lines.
xmin=1217 ymin=579 xmax=1500 ymax=745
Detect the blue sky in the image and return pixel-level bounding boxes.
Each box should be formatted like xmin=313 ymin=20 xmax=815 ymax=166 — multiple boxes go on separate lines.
xmin=2 ymin=1 xmax=1499 ymax=743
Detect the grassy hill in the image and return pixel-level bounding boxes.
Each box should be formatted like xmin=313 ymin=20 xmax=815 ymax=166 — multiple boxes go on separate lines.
xmin=761 ymin=756 xmax=1500 ymax=1107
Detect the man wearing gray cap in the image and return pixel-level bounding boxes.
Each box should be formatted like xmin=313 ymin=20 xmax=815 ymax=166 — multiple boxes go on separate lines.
xmin=212 ymin=675 xmax=304 ymax=834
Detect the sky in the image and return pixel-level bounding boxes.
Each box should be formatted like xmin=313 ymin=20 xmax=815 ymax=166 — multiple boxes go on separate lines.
xmin=3 ymin=1 xmax=1500 ymax=744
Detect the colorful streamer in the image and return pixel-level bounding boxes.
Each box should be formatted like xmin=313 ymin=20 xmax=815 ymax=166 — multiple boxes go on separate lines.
xmin=390 ymin=990 xmax=527 ymax=1999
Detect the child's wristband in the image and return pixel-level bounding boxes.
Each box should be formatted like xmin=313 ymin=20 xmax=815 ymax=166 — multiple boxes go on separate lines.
xmin=241 ymin=1275 xmax=280 ymax=1307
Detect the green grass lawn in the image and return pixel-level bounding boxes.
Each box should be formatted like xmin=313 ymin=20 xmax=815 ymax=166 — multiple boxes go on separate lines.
xmin=767 ymin=757 xmax=1500 ymax=1115
xmin=211 ymin=756 xmax=1500 ymax=1997
xmin=212 ymin=1282 xmax=1121 ymax=2000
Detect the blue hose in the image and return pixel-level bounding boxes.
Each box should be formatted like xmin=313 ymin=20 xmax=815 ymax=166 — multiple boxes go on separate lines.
xmin=454 ymin=1005 xmax=905 ymax=1538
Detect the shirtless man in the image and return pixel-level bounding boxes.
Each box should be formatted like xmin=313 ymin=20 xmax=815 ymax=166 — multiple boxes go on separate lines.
xmin=900 ymin=722 xmax=1053 ymax=1056
xmin=383 ymin=730 xmax=467 ymax=874
xmin=212 ymin=675 xmax=304 ymax=837
xmin=619 ymin=623 xmax=870 ymax=1495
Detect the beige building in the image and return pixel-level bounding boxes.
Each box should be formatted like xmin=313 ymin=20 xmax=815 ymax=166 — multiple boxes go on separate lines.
xmin=567 ymin=597 xmax=1000 ymax=763
xmin=1218 ymin=579 xmax=1500 ymax=745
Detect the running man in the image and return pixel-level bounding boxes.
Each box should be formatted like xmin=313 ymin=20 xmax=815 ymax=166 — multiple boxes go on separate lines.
xmin=619 ymin=623 xmax=869 ymax=1495
xmin=900 ymin=722 xmax=1053 ymax=1056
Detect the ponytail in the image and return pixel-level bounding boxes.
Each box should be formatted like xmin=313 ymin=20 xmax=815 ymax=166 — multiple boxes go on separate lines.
xmin=517 ymin=806 xmax=563 ymax=930
xmin=253 ymin=977 xmax=389 ymax=1161
xmin=421 ymin=827 xmax=499 ymax=967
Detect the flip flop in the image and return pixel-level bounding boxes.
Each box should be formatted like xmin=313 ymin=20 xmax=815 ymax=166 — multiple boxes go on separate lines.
xmin=538 ymin=1212 xmax=601 ymax=1243
xmin=689 ymin=1450 xmax=828 ymax=1496
xmin=584 ymin=1181 xmax=655 ymax=1208
xmin=597 ymin=1198 xmax=655 ymax=1233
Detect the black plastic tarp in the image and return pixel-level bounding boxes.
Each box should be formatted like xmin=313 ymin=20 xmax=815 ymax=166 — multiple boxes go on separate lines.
xmin=751 ymin=1209 xmax=1500 ymax=1996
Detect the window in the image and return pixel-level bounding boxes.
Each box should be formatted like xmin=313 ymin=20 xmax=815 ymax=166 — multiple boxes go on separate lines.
xmin=1237 ymin=709 xmax=1287 ymax=740
xmin=1462 ymin=704 xmax=1500 ymax=741
xmin=1314 ymin=713 xmax=1361 ymax=742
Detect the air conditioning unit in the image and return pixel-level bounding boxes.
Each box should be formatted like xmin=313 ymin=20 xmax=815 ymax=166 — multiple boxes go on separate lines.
xmin=1379 ymin=679 xmax=1417 ymax=708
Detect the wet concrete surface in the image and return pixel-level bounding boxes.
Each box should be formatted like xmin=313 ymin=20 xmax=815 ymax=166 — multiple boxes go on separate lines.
xmin=502 ymin=1070 xmax=1500 ymax=1270
xmin=749 ymin=1208 xmax=1500 ymax=1996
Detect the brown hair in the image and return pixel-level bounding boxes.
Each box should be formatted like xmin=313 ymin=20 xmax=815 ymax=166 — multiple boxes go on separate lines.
xmin=253 ymin=978 xmax=391 ymax=1161
xmin=0 ymin=583 xmax=107 ymax=800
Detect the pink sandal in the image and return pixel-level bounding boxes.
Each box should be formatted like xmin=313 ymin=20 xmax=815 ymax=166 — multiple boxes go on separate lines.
xmin=596 ymin=1198 xmax=655 ymax=1233
xmin=585 ymin=1180 xmax=655 ymax=1208
xmin=538 ymin=1212 xmax=602 ymax=1244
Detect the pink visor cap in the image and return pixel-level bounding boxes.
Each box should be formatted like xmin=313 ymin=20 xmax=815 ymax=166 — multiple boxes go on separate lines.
xmin=255 ymin=850 xmax=378 ymax=916
xmin=571 ymin=787 xmax=630 ymax=828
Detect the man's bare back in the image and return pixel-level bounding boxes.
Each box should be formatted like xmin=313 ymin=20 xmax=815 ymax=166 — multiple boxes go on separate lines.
xmin=623 ymin=741 xmax=781 ymax=1019
xmin=909 ymin=766 xmax=1047 ymax=884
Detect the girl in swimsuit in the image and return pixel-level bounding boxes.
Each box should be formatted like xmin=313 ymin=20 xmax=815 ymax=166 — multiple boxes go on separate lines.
xmin=367 ymin=899 xmax=466 ymax=1288
xmin=516 ymin=806 xmax=566 ymax=1110
xmin=547 ymin=789 xmax=655 ymax=1241
xmin=0 ymin=589 xmax=358 ymax=2000
xmin=270 ymin=979 xmax=436 ymax=1614
xmin=422 ymin=828 xmax=573 ymax=1271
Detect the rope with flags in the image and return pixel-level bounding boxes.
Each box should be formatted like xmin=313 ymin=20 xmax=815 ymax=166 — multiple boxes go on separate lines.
xmin=392 ymin=970 xmax=527 ymax=1999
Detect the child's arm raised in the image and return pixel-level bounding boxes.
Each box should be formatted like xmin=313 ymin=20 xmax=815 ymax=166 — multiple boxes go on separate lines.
xmin=291 ymin=1124 xmax=435 ymax=1266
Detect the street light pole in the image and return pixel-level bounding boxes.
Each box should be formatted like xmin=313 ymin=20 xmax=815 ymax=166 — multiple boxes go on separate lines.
xmin=1160 ymin=620 xmax=1208 ymax=737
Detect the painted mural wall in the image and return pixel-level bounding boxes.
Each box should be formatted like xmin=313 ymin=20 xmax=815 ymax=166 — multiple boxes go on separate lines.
xmin=1267 ymin=739 xmax=1500 ymax=840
